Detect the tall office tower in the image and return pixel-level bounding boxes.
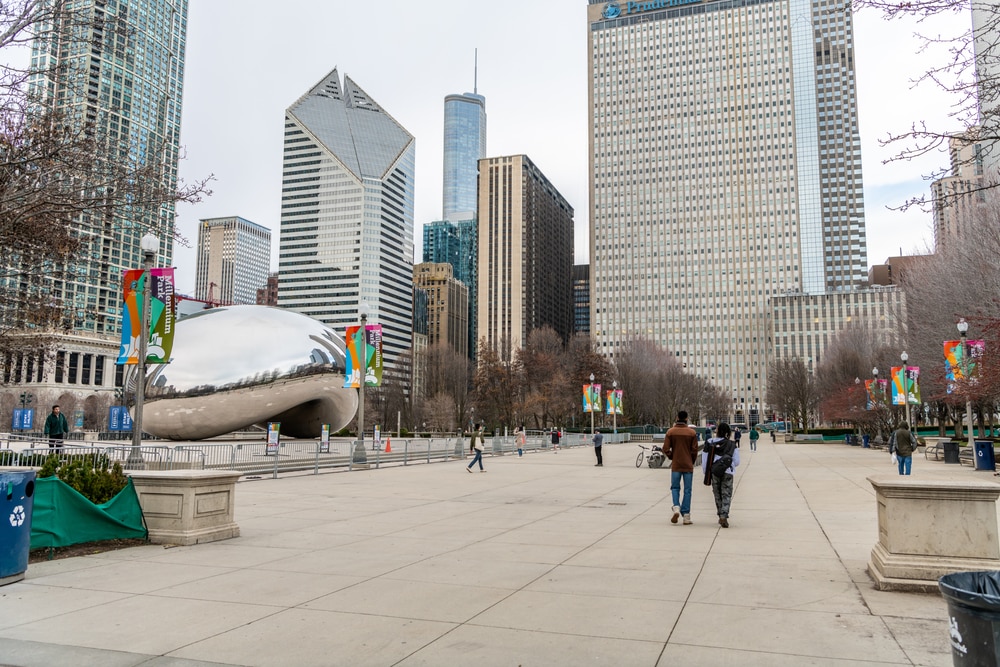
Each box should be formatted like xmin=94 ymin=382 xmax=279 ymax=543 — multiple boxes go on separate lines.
xmin=12 ymin=0 xmax=188 ymax=335
xmin=277 ymin=68 xmax=415 ymax=368
xmin=931 ymin=130 xmax=985 ymax=248
xmin=587 ymin=0 xmax=868 ymax=416
xmin=195 ymin=216 xmax=271 ymax=306
xmin=413 ymin=263 xmax=469 ymax=358
xmin=443 ymin=82 xmax=486 ymax=218
xmin=572 ymin=264 xmax=591 ymax=335
xmin=478 ymin=155 xmax=574 ymax=350
xmin=972 ymin=3 xmax=1000 ymax=180
xmin=422 ymin=215 xmax=478 ymax=356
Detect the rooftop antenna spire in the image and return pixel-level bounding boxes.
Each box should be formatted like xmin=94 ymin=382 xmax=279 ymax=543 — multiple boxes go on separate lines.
xmin=474 ymin=48 xmax=478 ymax=94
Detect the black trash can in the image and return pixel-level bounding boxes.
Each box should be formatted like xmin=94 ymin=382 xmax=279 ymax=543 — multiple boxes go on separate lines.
xmin=945 ymin=441 xmax=962 ymax=464
xmin=940 ymin=571 xmax=1000 ymax=666
xmin=975 ymin=442 xmax=997 ymax=472
xmin=0 ymin=468 xmax=36 ymax=586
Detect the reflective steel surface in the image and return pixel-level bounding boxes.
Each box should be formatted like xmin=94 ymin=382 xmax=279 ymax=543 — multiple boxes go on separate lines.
xmin=142 ymin=306 xmax=358 ymax=440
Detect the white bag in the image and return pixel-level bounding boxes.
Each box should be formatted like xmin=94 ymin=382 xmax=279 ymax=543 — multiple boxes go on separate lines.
xmin=891 ymin=452 xmax=898 ymax=465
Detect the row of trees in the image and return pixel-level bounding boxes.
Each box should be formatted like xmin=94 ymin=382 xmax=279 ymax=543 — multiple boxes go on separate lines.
xmin=768 ymin=194 xmax=1000 ymax=437
xmin=359 ymin=328 xmax=731 ymax=436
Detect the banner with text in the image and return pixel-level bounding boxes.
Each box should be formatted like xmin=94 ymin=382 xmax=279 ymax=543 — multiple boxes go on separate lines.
xmin=944 ymin=339 xmax=986 ymax=393
xmin=344 ymin=324 xmax=384 ymax=388
xmin=605 ymin=389 xmax=623 ymax=415
xmin=890 ymin=366 xmax=921 ymax=405
xmin=118 ymin=267 xmax=176 ymax=365
xmin=583 ymin=383 xmax=602 ymax=413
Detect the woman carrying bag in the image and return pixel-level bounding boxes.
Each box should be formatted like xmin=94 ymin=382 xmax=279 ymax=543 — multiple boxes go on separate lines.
xmin=467 ymin=423 xmax=487 ymax=473
xmin=702 ymin=422 xmax=740 ymax=528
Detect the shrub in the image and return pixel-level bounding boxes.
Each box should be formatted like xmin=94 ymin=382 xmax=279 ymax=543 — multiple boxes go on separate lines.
xmin=39 ymin=453 xmax=128 ymax=504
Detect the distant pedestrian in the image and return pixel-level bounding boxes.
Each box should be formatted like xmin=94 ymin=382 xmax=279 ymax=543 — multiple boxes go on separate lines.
xmin=664 ymin=411 xmax=700 ymax=525
xmin=733 ymin=428 xmax=742 ymax=447
xmin=770 ymin=429 xmax=776 ymax=443
xmin=593 ymin=429 xmax=603 ymax=466
xmin=891 ymin=422 xmax=915 ymax=475
xmin=467 ymin=423 xmax=486 ymax=473
xmin=516 ymin=426 xmax=526 ymax=457
xmin=551 ymin=428 xmax=560 ymax=453
xmin=749 ymin=427 xmax=759 ymax=451
xmin=44 ymin=405 xmax=69 ymax=450
xmin=703 ymin=422 xmax=740 ymax=528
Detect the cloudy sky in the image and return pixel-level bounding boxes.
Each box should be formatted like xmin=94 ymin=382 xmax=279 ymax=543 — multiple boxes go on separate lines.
xmin=171 ymin=0 xmax=971 ymax=294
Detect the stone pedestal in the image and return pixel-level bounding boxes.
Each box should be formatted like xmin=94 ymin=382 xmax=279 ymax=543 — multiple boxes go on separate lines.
xmin=868 ymin=476 xmax=1000 ymax=592
xmin=129 ymin=470 xmax=241 ymax=546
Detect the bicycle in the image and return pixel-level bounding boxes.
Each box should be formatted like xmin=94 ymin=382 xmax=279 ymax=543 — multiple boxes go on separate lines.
xmin=636 ymin=444 xmax=666 ymax=468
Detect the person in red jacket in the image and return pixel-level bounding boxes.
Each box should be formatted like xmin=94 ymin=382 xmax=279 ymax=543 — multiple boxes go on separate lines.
xmin=664 ymin=411 xmax=700 ymax=525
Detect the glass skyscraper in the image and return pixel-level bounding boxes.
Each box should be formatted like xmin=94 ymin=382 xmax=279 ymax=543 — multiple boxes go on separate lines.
xmin=443 ymin=92 xmax=486 ymax=218
xmin=17 ymin=0 xmax=188 ymax=335
xmin=588 ymin=0 xmax=867 ymax=418
xmin=277 ymin=68 xmax=415 ymax=368
xmin=422 ymin=216 xmax=478 ymax=356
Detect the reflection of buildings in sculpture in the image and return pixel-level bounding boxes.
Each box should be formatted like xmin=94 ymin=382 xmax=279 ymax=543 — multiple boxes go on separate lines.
xmin=195 ymin=216 xmax=272 ymax=306
xmin=143 ymin=306 xmax=358 ymax=440
xmin=276 ymin=68 xmax=415 ymax=371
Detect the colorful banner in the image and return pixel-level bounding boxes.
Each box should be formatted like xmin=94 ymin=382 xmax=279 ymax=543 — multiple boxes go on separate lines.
xmin=890 ymin=366 xmax=921 ymax=405
xmin=583 ymin=383 xmax=602 ymax=413
xmin=266 ymin=422 xmax=281 ymax=455
xmin=865 ymin=379 xmax=888 ymax=410
xmin=605 ymin=389 xmax=623 ymax=415
xmin=945 ymin=339 xmax=986 ymax=393
xmin=344 ymin=324 xmax=384 ymax=388
xmin=118 ymin=267 xmax=176 ymax=365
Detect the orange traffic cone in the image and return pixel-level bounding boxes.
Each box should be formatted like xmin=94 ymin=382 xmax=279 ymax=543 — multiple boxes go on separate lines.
xmin=384 ymin=438 xmax=391 ymax=453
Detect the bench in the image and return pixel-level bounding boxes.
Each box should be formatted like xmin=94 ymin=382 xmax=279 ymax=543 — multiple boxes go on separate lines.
xmin=792 ymin=434 xmax=824 ymax=442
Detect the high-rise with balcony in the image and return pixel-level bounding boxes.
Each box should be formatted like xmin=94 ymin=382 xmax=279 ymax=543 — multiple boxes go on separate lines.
xmin=12 ymin=0 xmax=188 ymax=335
xmin=277 ymin=68 xmax=415 ymax=367
xmin=587 ymin=0 xmax=868 ymax=418
xmin=195 ymin=216 xmax=271 ymax=306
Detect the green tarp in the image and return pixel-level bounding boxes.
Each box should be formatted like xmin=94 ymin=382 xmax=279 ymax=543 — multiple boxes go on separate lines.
xmin=30 ymin=477 xmax=147 ymax=549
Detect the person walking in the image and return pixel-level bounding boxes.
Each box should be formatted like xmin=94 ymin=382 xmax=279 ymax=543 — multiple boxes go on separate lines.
xmin=593 ymin=429 xmax=604 ymax=466
xmin=551 ymin=428 xmax=560 ymax=453
xmin=770 ymin=429 xmax=776 ymax=443
xmin=44 ymin=405 xmax=69 ymax=450
xmin=703 ymin=422 xmax=740 ymax=528
xmin=467 ymin=423 xmax=486 ymax=473
xmin=516 ymin=426 xmax=526 ymax=457
xmin=749 ymin=427 xmax=759 ymax=452
xmin=733 ymin=427 xmax=742 ymax=448
xmin=891 ymin=422 xmax=915 ymax=475
xmin=664 ymin=411 xmax=700 ymax=525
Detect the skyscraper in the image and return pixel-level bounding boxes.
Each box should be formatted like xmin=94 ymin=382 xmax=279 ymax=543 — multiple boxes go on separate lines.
xmin=422 ymin=215 xmax=478 ymax=356
xmin=442 ymin=76 xmax=486 ymax=218
xmin=478 ymin=155 xmax=574 ymax=349
xmin=413 ymin=263 xmax=469 ymax=358
xmin=588 ymin=0 xmax=867 ymax=415
xmin=17 ymin=0 xmax=188 ymax=335
xmin=195 ymin=216 xmax=271 ymax=306
xmin=277 ymin=68 xmax=415 ymax=368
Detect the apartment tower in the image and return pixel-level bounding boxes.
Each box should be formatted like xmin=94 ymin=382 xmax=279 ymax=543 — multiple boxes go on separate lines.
xmin=277 ymin=68 xmax=415 ymax=367
xmin=587 ymin=0 xmax=867 ymax=418
xmin=16 ymin=0 xmax=188 ymax=335
xmin=195 ymin=216 xmax=271 ymax=306
xmin=478 ymin=155 xmax=574 ymax=350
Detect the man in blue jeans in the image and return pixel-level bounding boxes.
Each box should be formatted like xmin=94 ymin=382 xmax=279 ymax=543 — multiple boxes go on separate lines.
xmin=664 ymin=411 xmax=700 ymax=525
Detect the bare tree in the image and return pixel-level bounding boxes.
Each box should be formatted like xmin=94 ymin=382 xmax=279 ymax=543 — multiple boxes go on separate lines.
xmin=768 ymin=358 xmax=820 ymax=430
xmin=849 ymin=0 xmax=1000 ymax=207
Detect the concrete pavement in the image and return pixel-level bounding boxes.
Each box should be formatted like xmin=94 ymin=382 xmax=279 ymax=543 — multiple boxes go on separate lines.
xmin=0 ymin=440 xmax=971 ymax=666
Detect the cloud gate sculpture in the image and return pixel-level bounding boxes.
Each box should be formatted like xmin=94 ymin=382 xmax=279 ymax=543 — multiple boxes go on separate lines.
xmin=141 ymin=306 xmax=359 ymax=440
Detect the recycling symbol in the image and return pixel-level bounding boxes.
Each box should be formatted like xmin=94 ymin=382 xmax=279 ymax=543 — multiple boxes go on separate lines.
xmin=9 ymin=505 xmax=25 ymax=527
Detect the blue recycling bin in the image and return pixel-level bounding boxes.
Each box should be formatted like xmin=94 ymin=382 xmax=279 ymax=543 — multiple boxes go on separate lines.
xmin=975 ymin=441 xmax=997 ymax=472
xmin=1 ymin=468 xmax=36 ymax=585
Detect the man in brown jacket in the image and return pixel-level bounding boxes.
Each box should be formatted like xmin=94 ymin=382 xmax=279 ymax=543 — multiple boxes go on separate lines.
xmin=664 ymin=411 xmax=700 ymax=525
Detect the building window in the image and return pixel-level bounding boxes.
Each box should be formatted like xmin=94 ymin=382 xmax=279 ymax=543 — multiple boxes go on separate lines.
xmin=68 ymin=352 xmax=79 ymax=384
xmin=94 ymin=356 xmax=105 ymax=386
xmin=55 ymin=351 xmax=65 ymax=384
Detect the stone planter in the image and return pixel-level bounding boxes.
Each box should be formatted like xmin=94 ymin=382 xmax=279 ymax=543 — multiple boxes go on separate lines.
xmin=868 ymin=476 xmax=1000 ymax=592
xmin=129 ymin=470 xmax=241 ymax=546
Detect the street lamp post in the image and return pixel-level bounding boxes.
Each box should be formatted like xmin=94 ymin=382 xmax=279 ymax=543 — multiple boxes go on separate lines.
xmin=958 ymin=318 xmax=975 ymax=447
xmin=589 ymin=373 xmax=595 ymax=435
xmin=18 ymin=392 xmax=32 ymax=433
xmin=355 ymin=303 xmax=369 ymax=460
xmin=872 ymin=367 xmax=880 ymax=439
xmin=900 ymin=351 xmax=911 ymax=433
xmin=130 ymin=232 xmax=159 ymax=467
xmin=612 ymin=379 xmax=618 ymax=435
